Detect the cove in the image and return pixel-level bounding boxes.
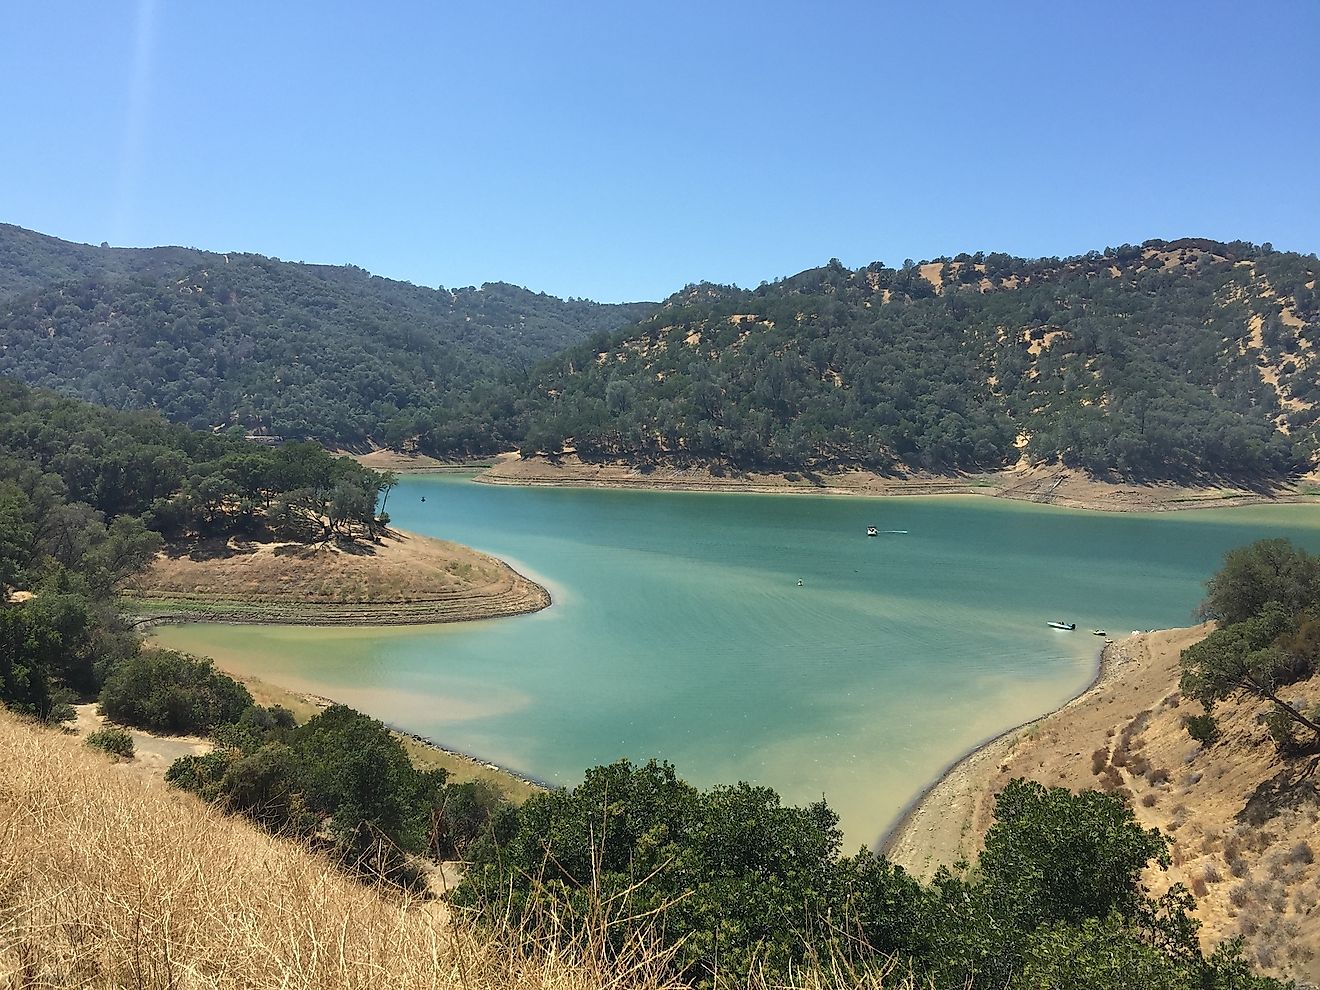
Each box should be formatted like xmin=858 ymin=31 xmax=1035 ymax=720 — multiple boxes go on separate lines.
xmin=152 ymin=477 xmax=1320 ymax=848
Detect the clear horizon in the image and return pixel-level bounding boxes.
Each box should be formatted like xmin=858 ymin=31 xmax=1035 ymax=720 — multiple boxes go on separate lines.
xmin=4 ymin=1 xmax=1318 ymax=302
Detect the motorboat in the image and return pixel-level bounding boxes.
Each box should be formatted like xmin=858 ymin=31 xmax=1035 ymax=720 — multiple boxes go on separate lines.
xmin=1047 ymin=621 xmax=1076 ymax=631
xmin=866 ymin=526 xmax=878 ymax=537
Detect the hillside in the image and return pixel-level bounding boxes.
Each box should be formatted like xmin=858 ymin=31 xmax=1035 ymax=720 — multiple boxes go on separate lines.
xmin=508 ymin=239 xmax=1319 ymax=482
xmin=0 ymin=223 xmax=654 ymax=444
xmin=0 ymin=707 xmax=675 ymax=990
xmin=0 ymin=221 xmax=211 ymax=297
xmin=887 ymin=625 xmax=1320 ymax=983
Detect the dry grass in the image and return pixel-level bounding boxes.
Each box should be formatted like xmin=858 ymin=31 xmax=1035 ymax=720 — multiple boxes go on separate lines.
xmin=0 ymin=710 xmax=662 ymax=990
xmin=0 ymin=711 xmax=912 ymax=990
xmin=887 ymin=627 xmax=1320 ymax=982
xmin=121 ymin=529 xmax=550 ymax=625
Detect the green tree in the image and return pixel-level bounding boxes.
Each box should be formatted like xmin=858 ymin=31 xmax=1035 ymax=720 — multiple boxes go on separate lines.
xmin=99 ymin=649 xmax=254 ymax=734
xmin=1200 ymin=539 xmax=1320 ymax=626
xmin=292 ymin=705 xmax=427 ymax=854
xmin=1181 ymin=603 xmax=1320 ymax=745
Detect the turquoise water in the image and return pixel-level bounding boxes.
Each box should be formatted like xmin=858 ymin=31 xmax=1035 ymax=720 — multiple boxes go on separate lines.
xmin=154 ymin=478 xmax=1320 ymax=847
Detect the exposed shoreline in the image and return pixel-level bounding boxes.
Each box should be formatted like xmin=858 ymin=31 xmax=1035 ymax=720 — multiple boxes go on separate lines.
xmin=876 ymin=636 xmax=1118 ymax=866
xmin=123 ymin=527 xmax=551 ymax=628
xmin=465 ymin=454 xmax=1319 ymax=514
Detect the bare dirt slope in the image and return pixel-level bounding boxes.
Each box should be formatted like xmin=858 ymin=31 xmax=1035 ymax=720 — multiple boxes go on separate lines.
xmin=478 ymin=454 xmax=1319 ymax=513
xmin=886 ymin=626 xmax=1320 ymax=982
xmin=123 ymin=527 xmax=550 ymax=625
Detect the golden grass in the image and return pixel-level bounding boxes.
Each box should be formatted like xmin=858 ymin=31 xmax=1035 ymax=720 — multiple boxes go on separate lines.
xmin=0 ymin=711 xmax=912 ymax=990
xmin=122 ymin=529 xmax=550 ymax=625
xmin=0 ymin=710 xmax=668 ymax=990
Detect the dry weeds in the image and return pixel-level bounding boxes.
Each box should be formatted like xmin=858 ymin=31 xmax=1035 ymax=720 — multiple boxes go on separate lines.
xmin=122 ymin=529 xmax=550 ymax=626
xmin=0 ymin=711 xmax=912 ymax=990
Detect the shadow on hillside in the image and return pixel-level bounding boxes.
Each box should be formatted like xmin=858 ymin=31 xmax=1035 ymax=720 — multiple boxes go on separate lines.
xmin=167 ymin=533 xmax=384 ymax=562
xmin=164 ymin=537 xmax=258 ymax=563
xmin=1237 ymin=755 xmax=1320 ymax=826
xmin=262 ymin=536 xmax=381 ymax=558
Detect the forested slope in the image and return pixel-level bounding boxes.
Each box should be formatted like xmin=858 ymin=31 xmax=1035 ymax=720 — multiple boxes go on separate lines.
xmin=0 ymin=224 xmax=653 ymax=444
xmin=509 ymin=239 xmax=1319 ymax=481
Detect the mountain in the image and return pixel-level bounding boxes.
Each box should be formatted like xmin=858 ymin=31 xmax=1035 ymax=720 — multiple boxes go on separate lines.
xmin=0 ymin=224 xmax=655 ymax=444
xmin=0 ymin=223 xmax=212 ymax=298
xmin=504 ymin=239 xmax=1319 ymax=482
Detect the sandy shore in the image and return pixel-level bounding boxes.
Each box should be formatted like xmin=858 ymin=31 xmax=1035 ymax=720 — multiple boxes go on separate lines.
xmin=881 ymin=623 xmax=1320 ymax=980
xmin=879 ymin=635 xmax=1125 ymax=873
xmin=123 ymin=527 xmax=551 ymax=627
xmin=471 ymin=454 xmax=1319 ymax=514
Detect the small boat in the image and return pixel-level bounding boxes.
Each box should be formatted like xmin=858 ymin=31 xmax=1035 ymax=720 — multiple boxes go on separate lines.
xmin=1047 ymin=621 xmax=1076 ymax=631
xmin=866 ymin=526 xmax=878 ymax=537
xmin=1091 ymin=629 xmax=1106 ymax=637
xmin=796 ymin=579 xmax=804 ymax=587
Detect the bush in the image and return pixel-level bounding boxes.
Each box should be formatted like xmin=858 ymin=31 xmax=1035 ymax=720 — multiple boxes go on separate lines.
xmin=99 ymin=650 xmax=253 ymax=735
xmin=165 ymin=750 xmax=233 ymax=801
xmin=1264 ymin=709 xmax=1302 ymax=752
xmin=85 ymin=727 xmax=134 ymax=758
xmin=1185 ymin=713 xmax=1220 ymax=746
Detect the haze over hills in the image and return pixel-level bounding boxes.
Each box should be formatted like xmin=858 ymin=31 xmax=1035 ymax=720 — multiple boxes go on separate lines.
xmin=500 ymin=239 xmax=1319 ymax=482
xmin=0 ymin=224 xmax=655 ymax=444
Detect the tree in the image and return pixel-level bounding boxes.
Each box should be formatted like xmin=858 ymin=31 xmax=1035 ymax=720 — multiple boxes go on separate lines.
xmin=1180 ymin=603 xmax=1320 ymax=745
xmin=977 ymin=779 xmax=1170 ymax=929
xmin=1200 ymin=539 xmax=1320 ymax=626
xmin=292 ymin=705 xmax=427 ymax=855
xmin=99 ymin=650 xmax=253 ymax=734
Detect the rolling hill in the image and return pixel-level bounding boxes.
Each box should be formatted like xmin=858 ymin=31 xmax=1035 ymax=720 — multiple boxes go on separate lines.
xmin=506 ymin=239 xmax=1318 ymax=482
xmin=0 ymin=224 xmax=654 ymax=445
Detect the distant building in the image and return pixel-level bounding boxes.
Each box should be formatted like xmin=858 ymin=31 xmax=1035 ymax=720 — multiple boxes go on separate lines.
xmin=243 ymin=433 xmax=283 ymax=446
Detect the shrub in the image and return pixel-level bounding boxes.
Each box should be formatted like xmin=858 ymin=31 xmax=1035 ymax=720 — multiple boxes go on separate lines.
xmin=165 ymin=750 xmax=234 ymax=801
xmin=1185 ymin=713 xmax=1220 ymax=746
xmin=99 ymin=650 xmax=253 ymax=735
xmin=85 ymin=727 xmax=134 ymax=758
xmin=1090 ymin=747 xmax=1109 ymax=775
xmin=1263 ymin=708 xmax=1314 ymax=754
xmin=1286 ymin=840 xmax=1314 ymax=866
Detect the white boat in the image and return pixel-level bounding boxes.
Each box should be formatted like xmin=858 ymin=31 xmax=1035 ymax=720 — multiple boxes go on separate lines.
xmin=866 ymin=526 xmax=878 ymax=537
xmin=1047 ymin=621 xmax=1076 ymax=631
xmin=1092 ymin=629 xmax=1106 ymax=636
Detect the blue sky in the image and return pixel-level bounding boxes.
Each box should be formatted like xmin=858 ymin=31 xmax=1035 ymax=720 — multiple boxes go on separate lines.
xmin=3 ymin=2 xmax=1318 ymax=301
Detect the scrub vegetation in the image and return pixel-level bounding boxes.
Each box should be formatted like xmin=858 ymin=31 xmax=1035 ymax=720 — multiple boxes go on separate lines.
xmin=506 ymin=240 xmax=1319 ymax=481
xmin=0 ymin=222 xmax=653 ymax=444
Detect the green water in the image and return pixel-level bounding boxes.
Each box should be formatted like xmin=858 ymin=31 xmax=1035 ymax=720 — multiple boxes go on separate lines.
xmin=153 ymin=478 xmax=1320 ymax=847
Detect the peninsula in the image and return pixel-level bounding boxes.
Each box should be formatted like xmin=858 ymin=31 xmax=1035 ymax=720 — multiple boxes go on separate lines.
xmin=123 ymin=528 xmax=550 ymax=626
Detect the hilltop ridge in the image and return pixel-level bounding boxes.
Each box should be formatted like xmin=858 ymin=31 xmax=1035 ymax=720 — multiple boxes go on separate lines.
xmin=3 ymin=224 xmax=1317 ymax=484
xmin=0 ymin=223 xmax=655 ymax=444
xmin=502 ymin=238 xmax=1318 ymax=483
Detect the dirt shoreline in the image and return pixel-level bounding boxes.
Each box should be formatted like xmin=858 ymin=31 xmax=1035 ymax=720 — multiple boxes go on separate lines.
xmin=468 ymin=455 xmax=1320 ymax=514
xmin=880 ymin=623 xmax=1320 ymax=979
xmin=877 ymin=636 xmax=1117 ymax=868
xmin=124 ymin=527 xmax=551 ymax=628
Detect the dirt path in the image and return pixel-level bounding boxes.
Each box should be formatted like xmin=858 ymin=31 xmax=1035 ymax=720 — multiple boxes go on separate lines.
xmin=72 ymin=704 xmax=212 ymax=777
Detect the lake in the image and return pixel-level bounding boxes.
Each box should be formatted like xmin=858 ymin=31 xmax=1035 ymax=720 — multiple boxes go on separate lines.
xmin=153 ymin=477 xmax=1320 ymax=847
